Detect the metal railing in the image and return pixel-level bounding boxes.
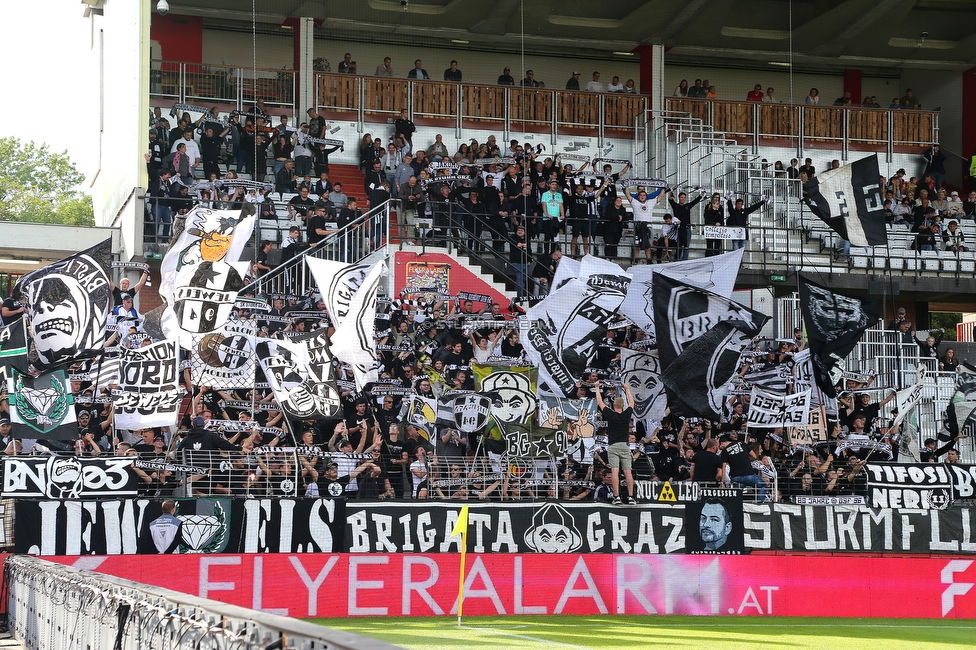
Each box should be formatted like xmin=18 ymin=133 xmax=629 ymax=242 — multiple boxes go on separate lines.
xmin=243 ymin=201 xmax=393 ymax=297
xmin=665 ymin=98 xmax=938 ymax=159
xmin=150 ymin=60 xmax=296 ymax=114
xmin=5 ymin=555 xmax=399 ymax=650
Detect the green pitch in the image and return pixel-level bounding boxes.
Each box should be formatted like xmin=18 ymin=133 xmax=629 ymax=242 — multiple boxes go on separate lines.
xmin=312 ymin=615 xmax=976 ymax=650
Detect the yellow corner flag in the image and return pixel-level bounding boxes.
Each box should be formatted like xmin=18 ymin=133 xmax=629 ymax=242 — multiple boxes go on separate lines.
xmin=451 ymin=504 xmax=469 ymax=626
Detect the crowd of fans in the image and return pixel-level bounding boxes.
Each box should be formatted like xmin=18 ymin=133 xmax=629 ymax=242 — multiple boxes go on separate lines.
xmin=1 ymin=246 xmax=964 ymax=506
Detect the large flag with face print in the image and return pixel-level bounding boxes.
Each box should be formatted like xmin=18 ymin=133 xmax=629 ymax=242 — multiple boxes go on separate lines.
xmin=802 ymin=154 xmax=887 ymax=247
xmin=13 ymin=239 xmax=112 ymax=371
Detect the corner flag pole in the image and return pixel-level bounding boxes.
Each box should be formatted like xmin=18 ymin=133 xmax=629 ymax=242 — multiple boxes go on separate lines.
xmin=451 ymin=504 xmax=469 ymax=627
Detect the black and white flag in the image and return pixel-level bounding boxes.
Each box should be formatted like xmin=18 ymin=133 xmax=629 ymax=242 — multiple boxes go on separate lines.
xmin=653 ymin=273 xmax=768 ymax=370
xmin=190 ymin=319 xmax=256 ymax=389
xmin=803 ymin=154 xmax=887 ymax=247
xmin=747 ymin=387 xmax=811 ymax=428
xmin=13 ymin=239 xmax=112 ymax=370
xmin=893 ymin=364 xmax=926 ymax=428
xmin=306 ymin=258 xmax=373 ymax=325
xmin=115 ymin=340 xmax=181 ymax=430
xmin=255 ymin=336 xmax=341 ymax=420
xmin=798 ymin=276 xmax=879 ymax=398
xmin=660 ymin=321 xmax=755 ymax=421
xmin=620 ymin=248 xmax=744 ymax=337
xmin=525 ymin=265 xmax=630 ymax=397
xmin=328 ymin=261 xmax=385 ymax=389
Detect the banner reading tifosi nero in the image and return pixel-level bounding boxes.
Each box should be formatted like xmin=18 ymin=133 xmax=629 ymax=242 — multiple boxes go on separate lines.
xmin=865 ymin=463 xmax=976 ymax=509
xmin=14 ymin=497 xmax=345 ymax=555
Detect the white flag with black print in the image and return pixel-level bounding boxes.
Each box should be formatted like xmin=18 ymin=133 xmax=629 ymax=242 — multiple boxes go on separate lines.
xmin=190 ymin=319 xmax=256 ymax=389
xmin=306 ymin=258 xmax=373 ymax=327
xmin=747 ymin=387 xmax=811 ymax=428
xmin=619 ymin=248 xmax=744 ymax=337
xmin=524 ymin=262 xmax=631 ymax=397
xmin=115 ymin=340 xmax=181 ymax=430
xmin=254 ymin=336 xmax=342 ymax=420
xmin=327 ymin=261 xmax=386 ymax=390
xmin=802 ymin=154 xmax=887 ymax=247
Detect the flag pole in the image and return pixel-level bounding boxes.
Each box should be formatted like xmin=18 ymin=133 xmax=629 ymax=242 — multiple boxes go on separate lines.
xmin=452 ymin=503 xmax=469 ymax=627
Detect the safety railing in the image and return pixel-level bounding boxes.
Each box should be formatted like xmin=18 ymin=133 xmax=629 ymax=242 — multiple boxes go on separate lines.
xmin=315 ymin=72 xmax=649 ymax=143
xmin=665 ymin=97 xmax=938 ymax=156
xmin=242 ymin=200 xmax=393 ymax=297
xmin=5 ymin=555 xmax=399 ymax=650
xmin=150 ymin=60 xmax=296 ymax=114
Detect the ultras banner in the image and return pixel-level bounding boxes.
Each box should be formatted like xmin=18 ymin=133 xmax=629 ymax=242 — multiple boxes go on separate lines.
xmin=14 ymin=497 xmax=345 ymax=555
xmin=50 ymin=553 xmax=976 ymax=619
xmin=114 ymin=340 xmax=181 ymax=430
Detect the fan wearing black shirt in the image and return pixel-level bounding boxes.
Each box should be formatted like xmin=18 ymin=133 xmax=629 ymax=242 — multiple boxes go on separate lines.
xmin=595 ymin=380 xmax=637 ymax=505
xmin=200 ymin=126 xmax=230 ymax=179
xmin=691 ymin=438 xmax=724 ymax=484
xmin=722 ymin=434 xmax=768 ymax=501
xmin=287 ymin=186 xmax=315 ymax=220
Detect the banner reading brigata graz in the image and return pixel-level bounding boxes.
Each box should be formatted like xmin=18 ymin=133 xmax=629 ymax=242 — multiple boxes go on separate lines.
xmin=15 ymin=498 xmax=344 ymax=555
xmin=50 ymin=554 xmax=976 ymax=619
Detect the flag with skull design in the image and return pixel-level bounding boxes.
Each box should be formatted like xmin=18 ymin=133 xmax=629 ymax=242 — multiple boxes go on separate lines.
xmin=12 ymin=239 xmax=112 ymax=372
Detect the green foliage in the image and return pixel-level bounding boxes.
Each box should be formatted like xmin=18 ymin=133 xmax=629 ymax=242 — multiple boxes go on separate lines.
xmin=930 ymin=311 xmax=961 ymax=341
xmin=0 ymin=137 xmax=94 ymax=225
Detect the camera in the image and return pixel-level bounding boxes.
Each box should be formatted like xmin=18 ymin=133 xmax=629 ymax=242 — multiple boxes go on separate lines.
xmin=157 ymin=0 xmax=169 ymax=15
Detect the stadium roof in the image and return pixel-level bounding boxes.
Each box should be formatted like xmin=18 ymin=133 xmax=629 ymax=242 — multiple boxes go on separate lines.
xmin=164 ymin=0 xmax=976 ymax=73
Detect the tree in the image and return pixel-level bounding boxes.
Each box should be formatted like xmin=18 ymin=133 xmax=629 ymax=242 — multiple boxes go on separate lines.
xmin=0 ymin=137 xmax=94 ymax=225
xmin=930 ymin=311 xmax=961 ymax=341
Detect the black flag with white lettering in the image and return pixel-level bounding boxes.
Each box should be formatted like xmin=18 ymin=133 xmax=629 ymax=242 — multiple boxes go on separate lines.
xmin=798 ymin=275 xmax=879 ymax=398
xmin=653 ymin=273 xmax=768 ymax=371
xmin=802 ymin=154 xmax=887 ymax=247
xmin=660 ymin=321 xmax=755 ymax=421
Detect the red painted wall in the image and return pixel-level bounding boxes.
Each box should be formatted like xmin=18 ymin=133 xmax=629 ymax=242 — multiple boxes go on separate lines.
xmin=635 ymin=45 xmax=653 ymax=97
xmin=393 ymin=251 xmax=511 ymax=311
xmin=150 ymin=14 xmax=203 ymax=63
xmin=843 ymin=69 xmax=862 ymax=105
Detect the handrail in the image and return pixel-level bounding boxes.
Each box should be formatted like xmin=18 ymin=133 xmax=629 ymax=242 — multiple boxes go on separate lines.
xmin=243 ymin=200 xmax=392 ymax=297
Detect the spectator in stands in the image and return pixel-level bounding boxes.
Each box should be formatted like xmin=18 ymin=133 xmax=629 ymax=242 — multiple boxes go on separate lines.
xmin=280 ymin=226 xmax=305 ymax=263
xmin=918 ymin=328 xmax=945 ymax=362
xmin=407 ymin=59 xmax=430 ymax=80
xmin=585 ymin=72 xmax=604 ymax=92
xmin=276 ymin=160 xmax=297 ymax=198
xmin=607 ymin=76 xmax=624 ymax=93
xmin=889 ymin=97 xmax=901 ymax=109
xmin=964 ymin=191 xmax=976 ymax=219
xmin=901 ymin=88 xmax=919 ymax=108
xmin=272 ymin=132 xmax=295 ymax=178
xmin=253 ymin=133 xmax=271 ymax=182
xmin=688 ymin=79 xmax=705 ymax=98
xmin=444 ymin=60 xmax=462 ymax=82
xmin=497 ymin=67 xmax=515 ymax=85
xmin=913 ymin=222 xmax=938 ymax=251
xmin=603 ymin=195 xmax=628 ymax=258
xmin=703 ymin=193 xmax=724 ymax=257
xmin=329 ymin=182 xmax=348 ymax=209
xmin=521 ymin=70 xmax=540 ymax=87
xmin=746 ymin=84 xmax=764 ymax=101
xmin=566 ymin=71 xmax=582 ymax=90
xmin=623 ymin=79 xmax=637 ymax=94
xmin=338 ymin=53 xmax=357 ymax=74
xmin=799 ymin=158 xmax=816 ymax=178
xmin=762 ymin=87 xmax=777 ymax=103
xmin=375 ymin=56 xmax=394 ymax=77
xmin=924 ymin=144 xmax=947 ymax=190
xmin=667 ymin=187 xmax=705 ymax=261
xmin=805 ymin=88 xmax=820 ymax=105
xmin=726 ymin=193 xmax=767 ymax=250
xmin=705 ymin=85 xmax=717 ymax=99
xmin=427 ymin=134 xmax=450 ymax=162
xmin=941 ymin=347 xmax=960 ymax=372
xmin=833 ymin=90 xmax=852 ymax=106
xmin=252 ymin=241 xmax=274 ymax=277
xmin=674 ymin=79 xmax=689 ymax=97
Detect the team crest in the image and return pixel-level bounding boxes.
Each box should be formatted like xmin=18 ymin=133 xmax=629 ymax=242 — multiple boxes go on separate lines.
xmin=451 ymin=394 xmax=492 ymax=433
xmin=175 ymin=499 xmax=232 ymax=554
xmin=9 ymin=369 xmax=76 ymax=436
